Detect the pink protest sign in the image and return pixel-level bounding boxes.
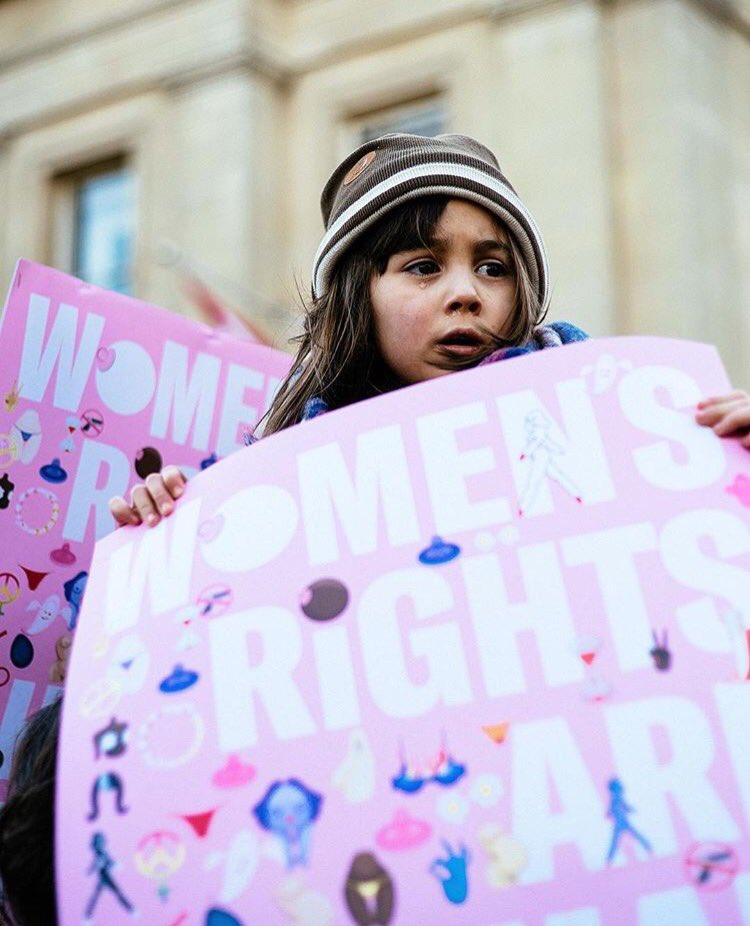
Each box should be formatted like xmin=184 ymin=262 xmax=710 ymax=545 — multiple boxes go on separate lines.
xmin=58 ymin=337 xmax=750 ymax=925
xmin=0 ymin=260 xmax=291 ymax=797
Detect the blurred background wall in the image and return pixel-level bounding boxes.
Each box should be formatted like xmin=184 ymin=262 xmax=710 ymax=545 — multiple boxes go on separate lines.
xmin=0 ymin=0 xmax=748 ymax=383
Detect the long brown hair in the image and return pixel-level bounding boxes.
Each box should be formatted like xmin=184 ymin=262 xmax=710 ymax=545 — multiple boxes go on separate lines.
xmin=262 ymin=195 xmax=544 ymax=436
xmin=0 ymin=698 xmax=60 ymax=926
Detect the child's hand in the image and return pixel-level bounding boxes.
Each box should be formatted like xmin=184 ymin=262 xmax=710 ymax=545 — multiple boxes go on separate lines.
xmin=48 ymin=633 xmax=72 ymax=684
xmin=695 ymin=391 xmax=750 ymax=448
xmin=108 ymin=465 xmax=186 ymax=528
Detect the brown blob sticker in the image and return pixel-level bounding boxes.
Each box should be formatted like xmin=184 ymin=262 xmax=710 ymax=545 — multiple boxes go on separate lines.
xmin=344 ymin=852 xmax=395 ymax=925
xmin=343 ymin=151 xmax=376 ymax=185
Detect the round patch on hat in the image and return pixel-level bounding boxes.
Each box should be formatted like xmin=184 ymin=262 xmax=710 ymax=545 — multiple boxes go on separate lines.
xmin=343 ymin=150 xmax=376 ymax=185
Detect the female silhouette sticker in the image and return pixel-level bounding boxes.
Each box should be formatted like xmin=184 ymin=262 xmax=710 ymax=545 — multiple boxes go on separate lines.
xmin=605 ymin=778 xmax=652 ymax=864
xmin=517 ymin=409 xmax=582 ymax=516
xmin=84 ymin=832 xmax=135 ymax=921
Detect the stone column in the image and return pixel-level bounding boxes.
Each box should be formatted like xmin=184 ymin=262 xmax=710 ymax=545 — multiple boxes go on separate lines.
xmin=163 ymin=64 xmax=286 ymax=335
xmin=606 ymin=0 xmax=750 ymax=385
xmin=489 ymin=0 xmax=617 ymax=337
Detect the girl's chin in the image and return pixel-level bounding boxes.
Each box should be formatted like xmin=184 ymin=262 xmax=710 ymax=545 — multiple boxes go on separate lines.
xmin=404 ymin=366 xmax=452 ymax=385
xmin=427 ymin=356 xmax=486 ymax=376
xmin=385 ymin=360 xmax=479 ymax=387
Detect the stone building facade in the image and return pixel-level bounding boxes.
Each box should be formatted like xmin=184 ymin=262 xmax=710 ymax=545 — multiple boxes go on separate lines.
xmin=0 ymin=0 xmax=748 ymax=383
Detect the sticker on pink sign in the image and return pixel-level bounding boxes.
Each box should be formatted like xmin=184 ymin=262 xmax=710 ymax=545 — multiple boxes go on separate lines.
xmin=0 ymin=260 xmax=292 ymax=793
xmin=58 ymin=338 xmax=750 ymax=924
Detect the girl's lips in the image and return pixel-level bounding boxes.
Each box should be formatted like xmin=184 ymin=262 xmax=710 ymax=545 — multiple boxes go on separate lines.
xmin=436 ymin=330 xmax=487 ymax=358
xmin=437 ymin=342 xmax=485 ymax=357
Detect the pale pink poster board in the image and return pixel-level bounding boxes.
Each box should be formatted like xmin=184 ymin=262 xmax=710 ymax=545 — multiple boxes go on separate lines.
xmin=0 ymin=260 xmax=292 ymax=797
xmin=58 ymin=337 xmax=750 ymax=926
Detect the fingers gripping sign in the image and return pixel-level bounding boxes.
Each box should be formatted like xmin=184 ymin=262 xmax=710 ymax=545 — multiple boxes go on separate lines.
xmin=108 ymin=465 xmax=187 ymax=529
xmin=49 ymin=633 xmax=73 ymax=684
xmin=696 ymin=391 xmax=750 ymax=448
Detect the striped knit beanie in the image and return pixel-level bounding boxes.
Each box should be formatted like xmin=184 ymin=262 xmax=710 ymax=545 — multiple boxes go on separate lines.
xmin=312 ymin=132 xmax=550 ymax=310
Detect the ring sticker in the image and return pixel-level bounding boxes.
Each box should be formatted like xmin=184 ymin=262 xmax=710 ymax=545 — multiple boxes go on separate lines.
xmin=15 ymin=487 xmax=60 ymax=536
xmin=137 ymin=704 xmax=205 ymax=769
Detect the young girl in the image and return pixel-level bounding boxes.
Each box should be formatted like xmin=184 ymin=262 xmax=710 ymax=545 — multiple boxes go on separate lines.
xmin=53 ymin=134 xmax=750 ymax=678
xmin=109 ymin=131 xmax=750 ymax=528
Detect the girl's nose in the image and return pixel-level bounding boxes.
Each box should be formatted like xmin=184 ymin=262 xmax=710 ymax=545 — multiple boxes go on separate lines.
xmin=443 ymin=269 xmax=481 ymax=314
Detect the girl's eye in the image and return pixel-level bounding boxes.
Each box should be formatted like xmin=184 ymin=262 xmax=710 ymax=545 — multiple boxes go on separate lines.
xmin=477 ymin=261 xmax=511 ymax=277
xmin=405 ymin=259 xmax=439 ymax=276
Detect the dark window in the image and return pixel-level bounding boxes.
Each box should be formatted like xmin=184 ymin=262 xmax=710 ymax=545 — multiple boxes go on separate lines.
xmin=55 ymin=158 xmax=136 ymax=295
xmin=359 ymin=101 xmax=446 ymax=143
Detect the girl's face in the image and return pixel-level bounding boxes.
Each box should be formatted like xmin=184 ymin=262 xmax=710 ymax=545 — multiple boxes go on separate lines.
xmin=369 ymin=199 xmax=516 ymax=386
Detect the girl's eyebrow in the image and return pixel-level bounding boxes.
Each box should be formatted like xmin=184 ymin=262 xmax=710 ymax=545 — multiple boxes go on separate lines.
xmin=395 ymin=237 xmax=511 ymax=257
xmin=426 ymin=236 xmax=511 ymax=255
xmin=475 ymin=238 xmax=511 ymax=255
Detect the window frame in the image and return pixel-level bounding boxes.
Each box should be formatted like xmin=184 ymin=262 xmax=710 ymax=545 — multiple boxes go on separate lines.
xmin=2 ymin=94 xmax=163 ymax=301
xmin=50 ymin=154 xmax=136 ymax=292
xmin=350 ymin=95 xmax=448 ymax=146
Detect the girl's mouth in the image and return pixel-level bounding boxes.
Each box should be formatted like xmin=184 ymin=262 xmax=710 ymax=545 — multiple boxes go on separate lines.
xmin=436 ymin=329 xmax=486 ymax=357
